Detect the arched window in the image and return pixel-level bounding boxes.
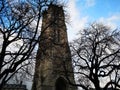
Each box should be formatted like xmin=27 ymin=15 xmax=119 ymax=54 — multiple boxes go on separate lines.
xmin=55 ymin=77 xmax=67 ymax=90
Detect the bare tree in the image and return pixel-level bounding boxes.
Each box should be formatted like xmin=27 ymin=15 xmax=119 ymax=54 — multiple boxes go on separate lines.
xmin=69 ymin=23 xmax=120 ymax=90
xmin=0 ymin=0 xmax=58 ymax=88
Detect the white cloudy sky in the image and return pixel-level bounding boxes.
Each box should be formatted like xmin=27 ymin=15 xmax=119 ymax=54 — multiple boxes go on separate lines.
xmin=66 ymin=0 xmax=120 ymax=41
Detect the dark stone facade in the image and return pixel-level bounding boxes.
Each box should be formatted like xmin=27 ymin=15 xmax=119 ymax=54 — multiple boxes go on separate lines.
xmin=32 ymin=4 xmax=77 ymax=90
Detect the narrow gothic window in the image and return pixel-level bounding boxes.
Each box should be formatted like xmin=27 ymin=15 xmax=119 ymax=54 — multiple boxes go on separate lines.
xmin=54 ymin=29 xmax=60 ymax=43
xmin=55 ymin=77 xmax=67 ymax=90
xmin=51 ymin=8 xmax=61 ymax=43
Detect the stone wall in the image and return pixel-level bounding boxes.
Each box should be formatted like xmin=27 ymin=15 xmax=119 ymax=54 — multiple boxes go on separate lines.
xmin=32 ymin=4 xmax=77 ymax=90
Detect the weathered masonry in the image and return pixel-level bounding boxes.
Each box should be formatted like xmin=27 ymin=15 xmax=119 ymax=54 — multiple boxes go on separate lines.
xmin=32 ymin=4 xmax=77 ymax=90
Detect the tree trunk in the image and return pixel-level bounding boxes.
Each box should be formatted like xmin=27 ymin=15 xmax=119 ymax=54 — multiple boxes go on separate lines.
xmin=94 ymin=78 xmax=101 ymax=90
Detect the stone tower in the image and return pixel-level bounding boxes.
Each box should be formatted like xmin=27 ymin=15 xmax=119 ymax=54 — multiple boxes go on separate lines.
xmin=32 ymin=4 xmax=77 ymax=90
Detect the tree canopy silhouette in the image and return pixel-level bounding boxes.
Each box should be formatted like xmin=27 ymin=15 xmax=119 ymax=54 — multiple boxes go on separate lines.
xmin=0 ymin=0 xmax=58 ymax=88
xmin=69 ymin=23 xmax=120 ymax=90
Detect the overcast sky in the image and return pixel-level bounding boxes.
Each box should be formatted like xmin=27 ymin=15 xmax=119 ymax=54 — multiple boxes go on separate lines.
xmin=66 ymin=0 xmax=120 ymax=41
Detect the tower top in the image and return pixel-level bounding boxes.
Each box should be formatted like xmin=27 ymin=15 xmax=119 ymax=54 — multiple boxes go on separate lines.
xmin=42 ymin=4 xmax=64 ymax=17
xmin=41 ymin=3 xmax=67 ymax=44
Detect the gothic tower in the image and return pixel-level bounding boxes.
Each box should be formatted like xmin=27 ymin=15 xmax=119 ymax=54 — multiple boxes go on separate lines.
xmin=32 ymin=4 xmax=77 ymax=90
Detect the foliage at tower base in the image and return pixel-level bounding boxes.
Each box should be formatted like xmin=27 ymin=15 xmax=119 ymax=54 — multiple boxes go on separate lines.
xmin=0 ymin=0 xmax=58 ymax=89
xmin=70 ymin=23 xmax=120 ymax=90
